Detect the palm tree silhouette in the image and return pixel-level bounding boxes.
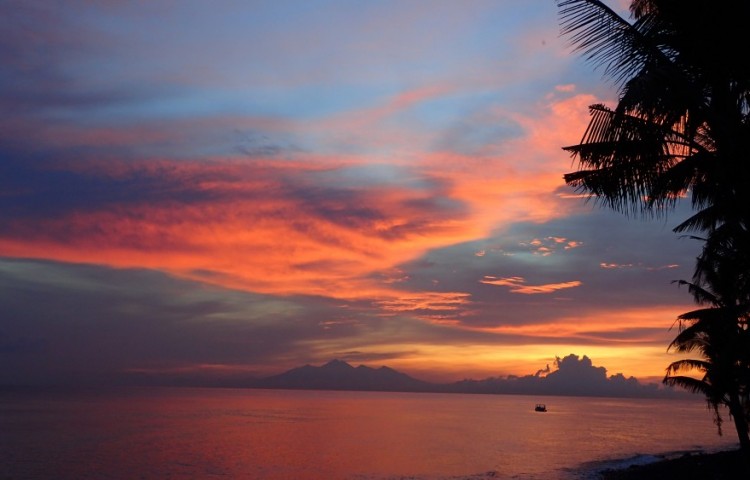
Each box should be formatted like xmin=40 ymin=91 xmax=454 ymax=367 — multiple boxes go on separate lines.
xmin=665 ymin=228 xmax=750 ymax=457
xmin=558 ymin=0 xmax=750 ymax=454
xmin=664 ymin=267 xmax=750 ymax=453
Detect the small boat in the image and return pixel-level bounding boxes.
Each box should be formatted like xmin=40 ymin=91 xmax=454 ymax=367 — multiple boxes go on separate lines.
xmin=534 ymin=403 xmax=547 ymax=412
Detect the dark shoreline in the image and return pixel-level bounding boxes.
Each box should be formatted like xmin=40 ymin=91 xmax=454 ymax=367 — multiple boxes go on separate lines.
xmin=599 ymin=449 xmax=748 ymax=479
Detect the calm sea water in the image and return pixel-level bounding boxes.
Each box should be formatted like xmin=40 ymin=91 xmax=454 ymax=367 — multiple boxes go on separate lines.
xmin=0 ymin=387 xmax=737 ymax=479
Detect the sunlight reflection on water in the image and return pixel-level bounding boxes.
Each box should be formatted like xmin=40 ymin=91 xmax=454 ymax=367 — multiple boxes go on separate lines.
xmin=0 ymin=387 xmax=736 ymax=479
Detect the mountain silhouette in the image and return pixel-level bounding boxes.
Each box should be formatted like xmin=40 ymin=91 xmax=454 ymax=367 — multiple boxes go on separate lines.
xmin=255 ymin=359 xmax=436 ymax=392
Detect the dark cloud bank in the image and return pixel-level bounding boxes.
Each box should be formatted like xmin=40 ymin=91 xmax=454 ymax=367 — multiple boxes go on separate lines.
xmin=446 ymin=354 xmax=678 ymax=398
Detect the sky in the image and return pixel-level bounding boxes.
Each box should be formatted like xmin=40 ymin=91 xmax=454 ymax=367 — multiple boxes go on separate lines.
xmin=0 ymin=0 xmax=703 ymax=387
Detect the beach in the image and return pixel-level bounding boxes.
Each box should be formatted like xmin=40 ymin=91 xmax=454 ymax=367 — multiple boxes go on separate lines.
xmin=600 ymin=449 xmax=748 ymax=479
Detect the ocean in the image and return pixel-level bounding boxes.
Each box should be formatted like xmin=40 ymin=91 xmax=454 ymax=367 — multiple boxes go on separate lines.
xmin=0 ymin=387 xmax=737 ymax=479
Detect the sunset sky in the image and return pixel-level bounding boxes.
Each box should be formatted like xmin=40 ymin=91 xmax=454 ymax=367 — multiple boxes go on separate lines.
xmin=1 ymin=0 xmax=701 ymax=386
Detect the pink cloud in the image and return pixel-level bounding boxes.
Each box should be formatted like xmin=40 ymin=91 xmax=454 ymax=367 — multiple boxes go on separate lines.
xmin=377 ymin=292 xmax=472 ymax=312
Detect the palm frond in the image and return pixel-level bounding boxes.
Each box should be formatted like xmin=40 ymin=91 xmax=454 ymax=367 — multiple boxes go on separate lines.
xmin=563 ymin=104 xmax=699 ymax=215
xmin=668 ymin=325 xmax=711 ymax=353
xmin=673 ymin=206 xmax=719 ymax=234
xmin=617 ymin=60 xmax=701 ymax=134
xmin=663 ymin=374 xmax=709 ymax=395
xmin=649 ymin=151 xmax=712 ymax=212
xmin=629 ymin=0 xmax=658 ymax=19
xmin=673 ymin=279 xmax=718 ymax=305
xmin=665 ymin=358 xmax=710 ymax=375
xmin=557 ymin=0 xmax=673 ymax=87
xmin=676 ymin=307 xmax=725 ymax=323
xmin=663 ymin=369 xmax=727 ymax=436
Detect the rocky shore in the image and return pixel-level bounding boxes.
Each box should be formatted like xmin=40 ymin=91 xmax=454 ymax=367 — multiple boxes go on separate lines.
xmin=600 ymin=449 xmax=748 ymax=479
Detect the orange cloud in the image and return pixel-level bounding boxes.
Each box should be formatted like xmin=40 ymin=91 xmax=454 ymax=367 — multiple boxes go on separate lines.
xmin=468 ymin=305 xmax=688 ymax=360
xmin=1 ymin=155 xmax=478 ymax=307
xmin=480 ymin=276 xmax=582 ymax=294
xmin=376 ymin=292 xmax=471 ymax=313
xmin=416 ymin=93 xmax=599 ymax=239
xmin=0 ymin=90 xmax=600 ymax=318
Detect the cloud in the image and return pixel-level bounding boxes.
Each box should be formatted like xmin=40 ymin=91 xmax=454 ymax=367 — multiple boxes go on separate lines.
xmin=480 ymin=276 xmax=582 ymax=294
xmin=600 ymin=262 xmax=680 ymax=271
xmin=555 ymin=84 xmax=576 ymax=92
xmin=521 ymin=236 xmax=583 ymax=256
xmin=453 ymin=354 xmax=675 ymax=398
xmin=474 ymin=305 xmax=682 ymax=345
xmin=536 ymin=354 xmax=670 ymax=397
xmin=0 ymin=154 xmax=473 ymax=301
xmin=0 ymin=88 xmax=602 ymax=308
xmin=376 ymin=292 xmax=472 ymax=313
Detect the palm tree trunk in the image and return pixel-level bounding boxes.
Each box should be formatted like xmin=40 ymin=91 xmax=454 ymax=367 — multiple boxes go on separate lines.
xmin=728 ymin=394 xmax=750 ymax=460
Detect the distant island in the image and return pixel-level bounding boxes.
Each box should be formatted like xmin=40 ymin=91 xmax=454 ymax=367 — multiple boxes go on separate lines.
xmin=255 ymin=359 xmax=435 ymax=392
xmin=213 ymin=355 xmax=683 ymax=399
xmin=118 ymin=354 xmax=686 ymax=399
